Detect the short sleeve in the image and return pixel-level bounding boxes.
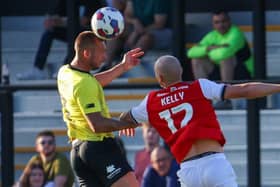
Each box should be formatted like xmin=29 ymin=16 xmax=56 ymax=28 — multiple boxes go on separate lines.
xmin=131 ymin=95 xmax=149 ymax=123
xmin=198 ymin=79 xmax=226 ymax=100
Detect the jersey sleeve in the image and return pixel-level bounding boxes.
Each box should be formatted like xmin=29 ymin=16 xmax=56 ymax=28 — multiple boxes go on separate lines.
xmin=130 ymin=95 xmax=149 ymax=123
xmin=198 ymin=79 xmax=226 ymax=100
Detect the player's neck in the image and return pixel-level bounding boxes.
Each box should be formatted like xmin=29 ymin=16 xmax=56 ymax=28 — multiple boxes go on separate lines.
xmin=70 ymin=60 xmax=90 ymax=72
xmin=164 ymin=80 xmax=182 ymax=88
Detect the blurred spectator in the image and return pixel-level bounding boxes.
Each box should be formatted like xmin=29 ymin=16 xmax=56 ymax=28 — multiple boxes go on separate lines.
xmin=134 ymin=122 xmax=160 ymax=185
xmin=107 ymin=0 xmax=127 ymax=12
xmin=14 ymin=162 xmax=54 ymax=187
xmin=17 ymin=0 xmax=106 ymax=80
xmin=141 ymin=146 xmax=180 ymax=187
xmin=187 ymin=10 xmax=254 ymax=109
xmin=99 ymin=0 xmax=172 ymax=72
xmin=17 ymin=130 xmax=75 ymax=187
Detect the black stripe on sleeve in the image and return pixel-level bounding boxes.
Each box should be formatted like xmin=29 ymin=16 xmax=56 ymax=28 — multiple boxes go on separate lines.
xmin=221 ymin=85 xmax=227 ymax=101
xmin=129 ymin=110 xmax=139 ymax=125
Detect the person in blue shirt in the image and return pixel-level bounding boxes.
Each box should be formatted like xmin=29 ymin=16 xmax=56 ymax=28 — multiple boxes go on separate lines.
xmin=141 ymin=146 xmax=180 ymax=187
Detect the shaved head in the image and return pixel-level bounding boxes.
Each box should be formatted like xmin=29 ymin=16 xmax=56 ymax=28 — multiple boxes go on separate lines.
xmin=154 ymin=55 xmax=183 ymax=88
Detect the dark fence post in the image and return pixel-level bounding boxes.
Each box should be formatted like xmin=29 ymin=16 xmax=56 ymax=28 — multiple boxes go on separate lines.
xmin=0 ymin=89 xmax=14 ymax=187
xmin=247 ymin=0 xmax=266 ymax=186
xmin=247 ymin=99 xmax=261 ymax=187
xmin=172 ymin=0 xmax=192 ymax=81
xmin=0 ymin=17 xmax=2 ymax=84
xmin=66 ymin=0 xmax=79 ymax=64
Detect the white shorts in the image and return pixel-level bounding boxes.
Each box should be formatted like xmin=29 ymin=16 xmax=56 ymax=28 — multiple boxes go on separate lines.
xmin=177 ymin=153 xmax=238 ymax=187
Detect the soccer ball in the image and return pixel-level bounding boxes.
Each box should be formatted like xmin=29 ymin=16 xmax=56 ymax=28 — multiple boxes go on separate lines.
xmin=91 ymin=7 xmax=125 ymax=40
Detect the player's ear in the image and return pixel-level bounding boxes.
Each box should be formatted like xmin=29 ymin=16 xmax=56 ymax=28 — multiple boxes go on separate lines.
xmin=83 ymin=49 xmax=91 ymax=58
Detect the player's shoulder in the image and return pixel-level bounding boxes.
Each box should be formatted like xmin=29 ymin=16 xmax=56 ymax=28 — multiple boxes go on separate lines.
xmin=197 ymin=78 xmax=216 ymax=85
xmin=195 ymin=79 xmax=223 ymax=91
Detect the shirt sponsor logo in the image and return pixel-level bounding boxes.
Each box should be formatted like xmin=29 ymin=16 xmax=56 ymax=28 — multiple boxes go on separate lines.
xmin=178 ymin=85 xmax=189 ymax=89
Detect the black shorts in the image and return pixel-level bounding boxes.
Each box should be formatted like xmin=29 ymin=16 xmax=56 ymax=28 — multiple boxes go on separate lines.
xmin=70 ymin=137 xmax=133 ymax=187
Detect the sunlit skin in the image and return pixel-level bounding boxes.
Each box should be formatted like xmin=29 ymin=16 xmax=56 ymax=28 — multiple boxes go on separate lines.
xmin=87 ymin=40 xmax=107 ymax=70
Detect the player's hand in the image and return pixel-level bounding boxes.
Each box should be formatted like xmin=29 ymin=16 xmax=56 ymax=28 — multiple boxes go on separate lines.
xmin=121 ymin=48 xmax=145 ymax=71
xmin=119 ymin=128 xmax=135 ymax=137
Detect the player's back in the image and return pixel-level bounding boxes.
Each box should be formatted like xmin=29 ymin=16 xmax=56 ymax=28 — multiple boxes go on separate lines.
xmin=146 ymin=80 xmax=225 ymax=162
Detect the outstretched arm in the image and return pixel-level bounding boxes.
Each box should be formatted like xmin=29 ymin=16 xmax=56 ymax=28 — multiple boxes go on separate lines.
xmin=119 ymin=111 xmax=137 ymax=124
xmin=119 ymin=111 xmax=141 ymax=136
xmin=224 ymin=82 xmax=280 ymax=99
xmin=86 ymin=112 xmax=140 ymax=133
xmin=95 ymin=48 xmax=144 ymax=86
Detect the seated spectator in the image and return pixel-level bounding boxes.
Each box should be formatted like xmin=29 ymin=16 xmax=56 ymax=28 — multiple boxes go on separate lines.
xmin=17 ymin=130 xmax=75 ymax=187
xmin=107 ymin=0 xmax=127 ymax=12
xmin=100 ymin=0 xmax=172 ymax=72
xmin=141 ymin=146 xmax=180 ymax=187
xmin=13 ymin=162 xmax=54 ymax=187
xmin=187 ymin=10 xmax=254 ymax=109
xmin=17 ymin=0 xmax=106 ymax=80
xmin=134 ymin=122 xmax=160 ymax=185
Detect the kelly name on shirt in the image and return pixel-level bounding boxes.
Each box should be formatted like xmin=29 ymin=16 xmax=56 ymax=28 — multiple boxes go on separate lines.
xmin=161 ymin=92 xmax=184 ymax=106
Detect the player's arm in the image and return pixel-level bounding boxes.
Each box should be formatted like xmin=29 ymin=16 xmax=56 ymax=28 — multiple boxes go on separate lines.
xmin=86 ymin=112 xmax=139 ymax=133
xmin=95 ymin=48 xmax=144 ymax=86
xmin=118 ymin=111 xmax=143 ymax=137
xmin=224 ymin=82 xmax=280 ymax=99
xmin=120 ymin=95 xmax=148 ymax=124
xmin=119 ymin=96 xmax=149 ymax=136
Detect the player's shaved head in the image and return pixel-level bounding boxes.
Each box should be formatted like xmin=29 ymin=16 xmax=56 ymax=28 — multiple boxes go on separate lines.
xmin=154 ymin=55 xmax=183 ymax=88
